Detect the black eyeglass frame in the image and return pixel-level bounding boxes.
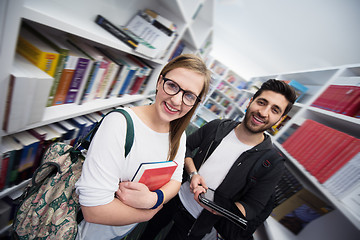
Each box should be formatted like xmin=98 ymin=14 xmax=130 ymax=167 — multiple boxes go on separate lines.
xmin=162 ymin=77 xmax=201 ymax=106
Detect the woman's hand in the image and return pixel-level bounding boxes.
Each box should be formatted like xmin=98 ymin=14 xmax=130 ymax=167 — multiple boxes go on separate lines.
xmin=115 ymin=182 xmax=157 ymax=209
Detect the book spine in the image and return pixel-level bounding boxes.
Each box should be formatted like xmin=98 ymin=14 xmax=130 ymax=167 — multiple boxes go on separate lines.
xmin=0 ymin=154 xmax=10 ymax=190
xmin=65 ymin=58 xmax=91 ymax=103
xmin=118 ymin=69 xmax=136 ymax=96
xmin=46 ymin=49 xmax=69 ymax=106
xmin=52 ymin=55 xmax=78 ymax=105
xmin=80 ymin=61 xmax=101 ymax=104
xmin=3 ymin=75 xmax=14 ymax=132
xmin=95 ymin=15 xmax=138 ymax=49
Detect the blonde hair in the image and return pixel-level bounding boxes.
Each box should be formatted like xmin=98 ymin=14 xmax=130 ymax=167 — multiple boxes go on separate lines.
xmin=159 ymin=54 xmax=211 ymax=161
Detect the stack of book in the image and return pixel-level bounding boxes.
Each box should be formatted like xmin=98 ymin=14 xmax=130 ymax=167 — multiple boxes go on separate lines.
xmin=95 ymin=8 xmax=177 ymax=59
xmin=311 ymin=84 xmax=360 ymax=117
xmin=3 ymin=53 xmax=53 ymax=133
xmin=282 ymin=119 xmax=360 ymax=185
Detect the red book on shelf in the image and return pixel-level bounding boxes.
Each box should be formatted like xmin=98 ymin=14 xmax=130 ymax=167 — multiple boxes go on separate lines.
xmin=299 ymin=124 xmax=330 ymax=169
xmin=333 ymin=86 xmax=360 ymax=114
xmin=343 ymin=95 xmax=360 ymax=117
xmin=131 ymin=161 xmax=178 ymax=191
xmin=308 ymin=130 xmax=352 ymax=175
xmin=282 ymin=120 xmax=313 ymax=156
xmin=290 ymin=120 xmax=322 ymax=165
xmin=316 ymin=138 xmax=360 ymax=183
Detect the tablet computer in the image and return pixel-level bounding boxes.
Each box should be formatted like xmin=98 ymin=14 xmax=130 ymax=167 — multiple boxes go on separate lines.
xmin=199 ymin=188 xmax=247 ymax=230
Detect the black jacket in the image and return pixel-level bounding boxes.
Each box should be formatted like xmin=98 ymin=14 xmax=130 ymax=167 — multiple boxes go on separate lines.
xmin=185 ymin=119 xmax=285 ymax=237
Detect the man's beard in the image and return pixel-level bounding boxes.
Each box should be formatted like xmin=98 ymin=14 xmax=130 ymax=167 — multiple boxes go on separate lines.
xmin=243 ymin=109 xmax=272 ymax=134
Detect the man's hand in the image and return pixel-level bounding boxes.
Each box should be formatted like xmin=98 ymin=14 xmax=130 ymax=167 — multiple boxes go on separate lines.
xmin=189 ymin=174 xmax=208 ymax=193
xmin=193 ymin=187 xmax=223 ymax=216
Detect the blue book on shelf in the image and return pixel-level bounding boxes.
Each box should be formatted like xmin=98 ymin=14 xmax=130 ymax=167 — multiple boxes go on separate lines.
xmin=287 ymin=80 xmax=308 ymax=102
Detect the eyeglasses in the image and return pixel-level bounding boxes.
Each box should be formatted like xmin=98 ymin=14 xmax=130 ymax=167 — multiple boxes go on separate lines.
xmin=162 ymin=77 xmax=201 ymax=106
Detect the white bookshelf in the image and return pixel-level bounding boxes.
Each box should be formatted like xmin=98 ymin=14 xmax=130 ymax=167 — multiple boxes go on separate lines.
xmin=0 ymin=0 xmax=215 ymax=235
xmin=248 ymin=64 xmax=360 ymax=238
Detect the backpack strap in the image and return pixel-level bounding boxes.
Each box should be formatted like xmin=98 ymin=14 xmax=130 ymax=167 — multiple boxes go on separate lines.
xmin=78 ymin=108 xmax=134 ymax=157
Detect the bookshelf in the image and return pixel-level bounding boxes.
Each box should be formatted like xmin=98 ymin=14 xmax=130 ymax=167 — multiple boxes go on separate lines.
xmin=0 ymin=0 xmax=214 ymax=235
xmin=192 ymin=57 xmax=249 ymax=127
xmin=247 ymin=64 xmax=360 ymax=239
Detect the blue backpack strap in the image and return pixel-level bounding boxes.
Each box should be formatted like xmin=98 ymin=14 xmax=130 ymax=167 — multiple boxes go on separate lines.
xmin=79 ymin=108 xmax=134 ymax=157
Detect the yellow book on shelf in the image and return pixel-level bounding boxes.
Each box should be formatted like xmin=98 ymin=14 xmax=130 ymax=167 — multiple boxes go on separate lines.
xmin=16 ymin=27 xmax=59 ymax=77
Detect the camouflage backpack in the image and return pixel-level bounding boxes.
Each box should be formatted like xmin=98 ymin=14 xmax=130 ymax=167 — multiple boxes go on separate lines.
xmin=13 ymin=109 xmax=134 ymax=240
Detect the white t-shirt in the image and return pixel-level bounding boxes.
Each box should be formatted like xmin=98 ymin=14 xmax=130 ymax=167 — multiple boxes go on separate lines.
xmin=75 ymin=108 xmax=186 ymax=240
xmin=179 ymin=129 xmax=252 ymax=218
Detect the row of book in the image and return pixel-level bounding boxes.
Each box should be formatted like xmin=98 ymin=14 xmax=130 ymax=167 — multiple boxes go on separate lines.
xmin=282 ymin=119 xmax=360 ymax=185
xmin=0 ymin=107 xmax=119 ymax=192
xmin=311 ymin=84 xmax=360 ymax=118
xmin=16 ymin=21 xmax=155 ymax=108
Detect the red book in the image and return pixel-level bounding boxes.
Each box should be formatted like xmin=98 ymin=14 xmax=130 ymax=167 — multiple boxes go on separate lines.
xmin=299 ymin=124 xmax=330 ymax=169
xmin=316 ymin=138 xmax=360 ymax=183
xmin=282 ymin=120 xmax=313 ymax=156
xmin=343 ymin=95 xmax=360 ymax=117
xmin=333 ymin=86 xmax=360 ymax=114
xmin=308 ymin=130 xmax=352 ymax=175
xmin=131 ymin=161 xmax=178 ymax=191
xmin=291 ymin=120 xmax=323 ymax=165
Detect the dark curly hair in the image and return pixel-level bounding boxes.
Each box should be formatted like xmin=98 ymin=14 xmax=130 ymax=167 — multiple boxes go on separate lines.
xmin=252 ymin=79 xmax=297 ymax=116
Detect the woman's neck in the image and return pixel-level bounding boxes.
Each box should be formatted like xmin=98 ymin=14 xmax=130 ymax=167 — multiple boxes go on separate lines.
xmin=132 ymin=105 xmax=170 ymax=133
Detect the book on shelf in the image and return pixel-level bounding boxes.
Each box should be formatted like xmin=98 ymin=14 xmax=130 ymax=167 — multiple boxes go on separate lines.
xmin=125 ymin=54 xmax=153 ymax=95
xmin=94 ymin=14 xmax=138 ymax=49
xmin=271 ymin=188 xmax=332 ymax=235
xmin=316 ymin=138 xmax=360 ymax=183
xmin=1 ymin=136 xmax=23 ymax=189
xmin=283 ymin=80 xmax=308 ymax=102
xmin=52 ymin=39 xmax=95 ymax=105
xmin=125 ymin=9 xmax=177 ymax=58
xmin=323 ymin=152 xmax=360 ymax=199
xmin=21 ymin=21 xmax=70 ymax=107
xmin=3 ymin=62 xmax=37 ymax=133
xmin=37 ymin=125 xmax=63 ymax=150
xmin=339 ymin=180 xmax=360 ymax=219
xmin=16 ymin=26 xmax=59 ymax=78
xmin=55 ymin=120 xmax=80 ymax=146
xmin=91 ymin=48 xmax=121 ymax=99
xmin=93 ymin=47 xmax=130 ymax=98
xmin=273 ymin=167 xmax=303 ymax=208
xmin=97 ymin=48 xmax=139 ymax=97
xmin=311 ymin=85 xmax=360 ymax=117
xmin=60 ymin=39 xmax=95 ymax=104
xmin=141 ymin=9 xmax=177 ymax=36
xmin=14 ymin=54 xmax=54 ymax=125
xmin=307 ymin=131 xmax=354 ymax=176
xmin=131 ymin=161 xmax=178 ymax=191
xmin=27 ymin=127 xmax=48 ymax=173
xmin=94 ymin=14 xmax=160 ymax=59
xmin=169 ymin=40 xmax=186 ymax=60
xmin=11 ymin=131 xmax=41 ymax=182
xmin=67 ymin=38 xmax=109 ymax=104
